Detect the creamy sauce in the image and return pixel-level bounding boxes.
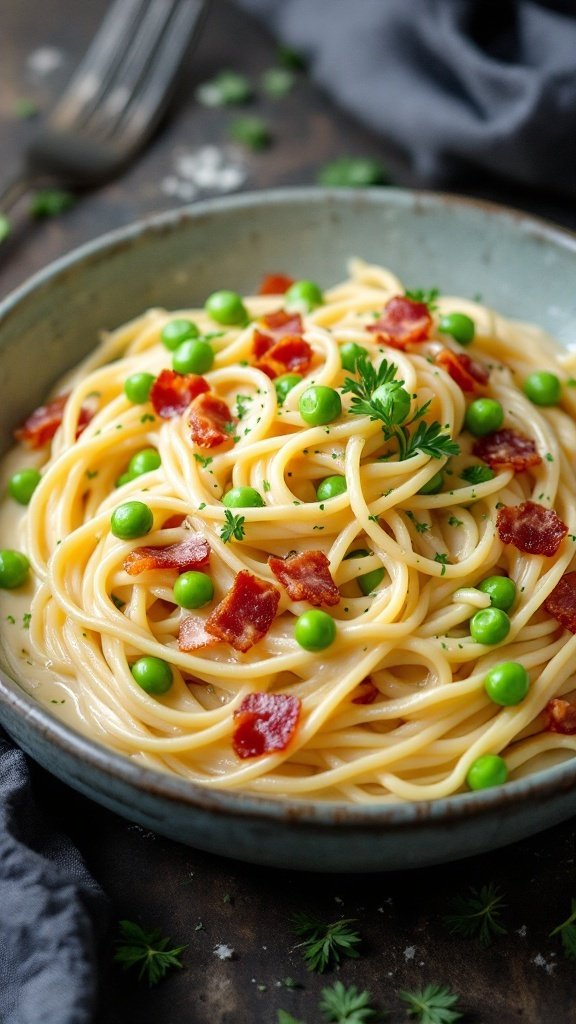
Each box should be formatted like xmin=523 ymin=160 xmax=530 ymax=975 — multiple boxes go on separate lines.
xmin=0 ymin=444 xmax=89 ymax=733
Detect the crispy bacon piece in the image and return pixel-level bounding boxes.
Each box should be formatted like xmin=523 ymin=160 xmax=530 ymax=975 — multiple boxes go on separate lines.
xmin=15 ymin=393 xmax=92 ymax=448
xmin=253 ymin=329 xmax=274 ymax=359
xmin=351 ymin=677 xmax=379 ymax=705
xmin=268 ymin=550 xmax=340 ymax=607
xmin=232 ymin=692 xmax=301 ymax=758
xmin=260 ymin=310 xmax=304 ymax=340
xmin=255 ymin=336 xmax=313 ymax=380
xmin=545 ymin=698 xmax=576 ymax=734
xmin=257 ymin=273 xmax=295 ymax=296
xmin=496 ymin=501 xmax=567 ymax=557
xmin=252 ymin=309 xmax=312 ymax=379
xmin=150 ymin=369 xmax=209 ymax=419
xmin=188 ymin=392 xmax=234 ymax=449
xmin=436 ymin=349 xmax=489 ymax=392
xmin=178 ymin=615 xmax=222 ymax=652
xmin=252 ymin=311 xmax=310 ymax=377
xmin=543 ymin=571 xmax=576 ymax=634
xmin=367 ymin=295 xmax=432 ymax=350
xmin=205 ymin=570 xmax=280 ymax=652
xmin=123 ymin=535 xmax=210 ymax=576
xmin=473 ymin=429 xmax=541 ymax=473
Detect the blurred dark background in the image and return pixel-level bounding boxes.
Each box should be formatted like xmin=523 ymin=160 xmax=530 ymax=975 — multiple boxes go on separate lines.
xmin=2 ymin=0 xmax=575 ymax=300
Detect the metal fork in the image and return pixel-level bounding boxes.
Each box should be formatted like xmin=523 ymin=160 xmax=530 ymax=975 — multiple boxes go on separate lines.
xmin=0 ymin=0 xmax=207 ymax=212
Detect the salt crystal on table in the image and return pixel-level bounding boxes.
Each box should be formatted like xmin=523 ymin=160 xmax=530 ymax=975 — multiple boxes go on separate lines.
xmin=213 ymin=943 xmax=235 ymax=960
xmin=214 ymin=166 xmax=246 ymax=191
xmin=532 ymin=953 xmax=556 ymax=974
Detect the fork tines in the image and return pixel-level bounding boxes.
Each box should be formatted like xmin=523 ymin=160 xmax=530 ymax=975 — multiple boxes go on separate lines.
xmin=52 ymin=0 xmax=205 ymax=143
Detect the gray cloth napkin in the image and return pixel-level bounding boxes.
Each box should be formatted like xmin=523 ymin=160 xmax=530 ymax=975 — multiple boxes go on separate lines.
xmin=236 ymin=0 xmax=576 ymax=196
xmin=0 ymin=732 xmax=110 ymax=1024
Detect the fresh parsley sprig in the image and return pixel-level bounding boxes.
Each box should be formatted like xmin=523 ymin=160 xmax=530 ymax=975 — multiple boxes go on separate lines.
xmin=319 ymin=981 xmax=380 ymax=1023
xmin=400 ymin=984 xmax=462 ymax=1024
xmin=404 ymin=287 xmax=440 ymax=311
xmin=291 ymin=912 xmax=361 ymax=973
xmin=114 ymin=920 xmax=186 ymax=986
xmin=405 ymin=419 xmax=460 ymax=461
xmin=549 ymin=898 xmax=576 ymax=959
xmin=220 ymin=509 xmax=246 ymax=543
xmin=442 ymin=882 xmax=507 ymax=946
xmin=342 ymin=354 xmax=398 ymax=403
xmin=343 ymin=353 xmax=459 ymax=462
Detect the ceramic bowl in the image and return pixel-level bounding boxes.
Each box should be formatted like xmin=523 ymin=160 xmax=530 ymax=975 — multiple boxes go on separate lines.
xmin=1 ymin=187 xmax=576 ymax=872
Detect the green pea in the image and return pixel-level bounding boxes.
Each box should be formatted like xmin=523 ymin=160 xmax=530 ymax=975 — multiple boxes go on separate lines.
xmin=124 ymin=372 xmax=156 ymax=404
xmin=484 ymin=662 xmax=530 ymax=706
xmin=340 ymin=342 xmax=368 ymax=372
xmin=115 ymin=471 xmax=136 ymax=488
xmin=371 ymin=382 xmax=411 ymax=425
xmin=358 ymin=567 xmax=385 ymax=595
xmin=284 ymin=279 xmax=323 ymax=313
xmin=418 ymin=470 xmax=444 ymax=495
xmin=464 ymin=398 xmax=504 ymax=437
xmin=172 ymin=339 xmax=214 ymax=375
xmin=130 ymin=656 xmax=173 ymax=695
xmin=439 ymin=312 xmax=475 ymax=346
xmin=110 ymin=500 xmax=154 ymax=539
xmin=294 ymin=609 xmax=336 ymax=651
xmin=8 ymin=468 xmax=41 ymax=505
xmin=128 ymin=448 xmax=161 ymax=477
xmin=161 ymin=318 xmax=199 ymax=351
xmin=275 ymin=373 xmax=302 ymax=405
xmin=342 ymin=548 xmax=384 ymax=593
xmin=470 ymin=607 xmax=510 ymax=645
xmin=205 ymin=290 xmax=248 ymax=326
xmin=466 ymin=753 xmax=508 ymax=790
xmin=0 ymin=549 xmax=30 ymax=589
xmin=222 ymin=486 xmax=264 ymax=508
xmin=522 ymin=371 xmax=561 ymax=407
xmin=344 ymin=548 xmax=370 ymax=560
xmin=299 ymin=385 xmax=342 ymax=426
xmin=173 ymin=571 xmax=214 ymax=609
xmin=316 ymin=475 xmax=347 ymax=501
xmin=477 ymin=575 xmax=516 ymax=612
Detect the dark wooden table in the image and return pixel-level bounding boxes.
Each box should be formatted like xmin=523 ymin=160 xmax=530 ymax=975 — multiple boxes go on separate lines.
xmin=2 ymin=2 xmax=576 ymax=1022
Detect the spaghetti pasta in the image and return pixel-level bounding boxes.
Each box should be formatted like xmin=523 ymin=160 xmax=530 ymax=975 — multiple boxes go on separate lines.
xmin=2 ymin=258 xmax=576 ymax=803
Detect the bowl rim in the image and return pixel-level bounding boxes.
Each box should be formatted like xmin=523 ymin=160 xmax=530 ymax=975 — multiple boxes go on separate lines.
xmin=2 ymin=184 xmax=576 ymax=830
xmin=2 ymin=185 xmax=576 ymax=320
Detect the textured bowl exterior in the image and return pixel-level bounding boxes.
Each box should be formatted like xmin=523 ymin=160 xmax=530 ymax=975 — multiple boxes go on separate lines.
xmin=1 ymin=187 xmax=576 ymax=872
